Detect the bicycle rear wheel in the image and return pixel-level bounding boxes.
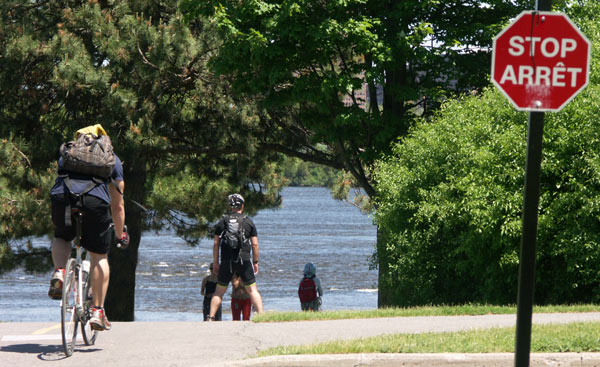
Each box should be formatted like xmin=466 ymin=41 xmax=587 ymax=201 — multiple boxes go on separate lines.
xmin=61 ymin=258 xmax=79 ymax=357
xmin=80 ymin=267 xmax=97 ymax=345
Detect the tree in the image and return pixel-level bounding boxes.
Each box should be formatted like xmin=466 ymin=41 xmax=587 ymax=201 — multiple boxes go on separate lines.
xmin=0 ymin=0 xmax=284 ymax=320
xmin=181 ymin=0 xmax=531 ymax=194
xmin=373 ymin=1 xmax=600 ymax=306
xmin=181 ymin=0 xmax=529 ymax=305
xmin=0 ymin=137 xmax=55 ymax=273
xmin=276 ymin=155 xmax=342 ymax=187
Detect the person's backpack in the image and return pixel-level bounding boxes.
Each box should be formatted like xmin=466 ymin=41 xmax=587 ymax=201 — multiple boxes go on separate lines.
xmin=298 ymin=277 xmax=317 ymax=303
xmin=220 ymin=214 xmax=249 ymax=261
xmin=60 ymin=133 xmax=115 ymax=178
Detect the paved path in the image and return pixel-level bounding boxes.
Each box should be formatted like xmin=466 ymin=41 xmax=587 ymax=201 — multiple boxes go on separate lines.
xmin=1 ymin=313 xmax=600 ymax=366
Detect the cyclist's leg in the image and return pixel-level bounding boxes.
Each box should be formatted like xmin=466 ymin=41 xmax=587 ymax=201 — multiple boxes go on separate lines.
xmin=49 ymin=196 xmax=75 ymax=299
xmin=51 ymin=237 xmax=72 ymax=269
xmin=241 ymin=262 xmax=263 ymax=314
xmin=88 ymin=251 xmax=112 ymax=331
xmin=90 ymin=252 xmax=110 ymax=308
xmin=79 ymin=195 xmax=112 ymax=306
xmin=215 ymin=303 xmax=222 ymax=321
xmin=48 ymin=238 xmax=72 ymax=299
xmin=51 ymin=196 xmax=75 ymax=269
xmin=79 ymin=195 xmax=112 ymax=330
xmin=209 ymin=285 xmax=227 ymax=320
xmin=210 ymin=262 xmax=232 ymax=320
xmin=245 ymin=283 xmax=263 ymax=314
xmin=50 ymin=196 xmax=75 ymax=267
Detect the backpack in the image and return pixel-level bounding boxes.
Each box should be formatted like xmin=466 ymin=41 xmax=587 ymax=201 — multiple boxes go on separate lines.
xmin=298 ymin=277 xmax=317 ymax=303
xmin=220 ymin=214 xmax=250 ymax=261
xmin=60 ymin=133 xmax=115 ymax=178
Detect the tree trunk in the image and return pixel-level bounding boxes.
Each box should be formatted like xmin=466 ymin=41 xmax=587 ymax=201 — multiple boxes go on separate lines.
xmin=105 ymin=154 xmax=146 ymax=321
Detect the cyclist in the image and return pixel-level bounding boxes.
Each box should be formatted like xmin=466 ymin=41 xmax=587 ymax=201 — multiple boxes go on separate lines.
xmin=207 ymin=194 xmax=263 ymax=320
xmin=48 ymin=124 xmax=128 ymax=331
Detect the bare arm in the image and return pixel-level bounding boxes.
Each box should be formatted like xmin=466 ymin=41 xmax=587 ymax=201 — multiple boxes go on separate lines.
xmin=315 ymin=277 xmax=323 ymax=297
xmin=251 ymin=236 xmax=259 ymax=273
xmin=109 ymin=180 xmax=125 ymax=238
xmin=213 ymin=235 xmax=220 ymax=273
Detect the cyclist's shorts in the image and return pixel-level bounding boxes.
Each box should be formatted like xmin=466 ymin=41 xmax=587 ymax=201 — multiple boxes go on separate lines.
xmin=217 ymin=259 xmax=256 ymax=287
xmin=51 ymin=194 xmax=113 ymax=254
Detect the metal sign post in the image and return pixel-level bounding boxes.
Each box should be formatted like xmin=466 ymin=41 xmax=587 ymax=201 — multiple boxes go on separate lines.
xmin=490 ymin=0 xmax=590 ymax=364
xmin=492 ymin=0 xmax=592 ymax=361
xmin=514 ymin=109 xmax=544 ymax=367
xmin=514 ymin=1 xmax=551 ymax=367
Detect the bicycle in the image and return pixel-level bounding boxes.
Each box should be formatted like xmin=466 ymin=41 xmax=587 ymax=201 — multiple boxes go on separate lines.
xmin=60 ymin=206 xmax=97 ymax=357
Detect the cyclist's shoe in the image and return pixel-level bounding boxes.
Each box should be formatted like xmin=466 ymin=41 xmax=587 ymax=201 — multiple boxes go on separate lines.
xmin=90 ymin=307 xmax=111 ymax=331
xmin=48 ymin=268 xmax=65 ymax=300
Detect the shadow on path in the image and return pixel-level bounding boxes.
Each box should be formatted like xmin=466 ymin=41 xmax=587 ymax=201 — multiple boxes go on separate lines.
xmin=1 ymin=342 xmax=101 ymax=361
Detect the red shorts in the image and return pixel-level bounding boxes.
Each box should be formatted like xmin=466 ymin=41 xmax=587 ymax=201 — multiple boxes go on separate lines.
xmin=231 ymin=298 xmax=252 ymax=320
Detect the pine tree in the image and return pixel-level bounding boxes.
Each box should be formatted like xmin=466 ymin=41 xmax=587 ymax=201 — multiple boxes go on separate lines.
xmin=0 ymin=0 xmax=283 ymax=320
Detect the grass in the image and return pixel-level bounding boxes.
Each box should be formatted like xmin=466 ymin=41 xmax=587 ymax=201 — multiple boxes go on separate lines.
xmin=252 ymin=304 xmax=600 ymax=323
xmin=257 ymin=322 xmax=600 ymax=356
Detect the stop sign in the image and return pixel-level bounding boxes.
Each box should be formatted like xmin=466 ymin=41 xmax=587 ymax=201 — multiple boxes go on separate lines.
xmin=491 ymin=11 xmax=590 ymax=111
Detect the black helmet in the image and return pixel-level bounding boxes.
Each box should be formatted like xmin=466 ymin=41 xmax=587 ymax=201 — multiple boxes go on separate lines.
xmin=228 ymin=194 xmax=245 ymax=208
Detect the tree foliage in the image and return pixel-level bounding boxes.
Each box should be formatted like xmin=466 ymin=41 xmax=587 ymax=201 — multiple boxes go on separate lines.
xmin=181 ymin=0 xmax=529 ymax=200
xmin=374 ymin=1 xmax=600 ymax=306
xmin=0 ymin=0 xmax=284 ymax=320
xmin=276 ymin=155 xmax=342 ymax=187
xmin=0 ymin=137 xmax=55 ymax=273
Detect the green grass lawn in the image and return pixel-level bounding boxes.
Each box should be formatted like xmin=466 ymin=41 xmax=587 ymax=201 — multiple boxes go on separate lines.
xmin=257 ymin=322 xmax=600 ymax=356
xmin=252 ymin=304 xmax=600 ymax=323
xmin=252 ymin=304 xmax=600 ymax=356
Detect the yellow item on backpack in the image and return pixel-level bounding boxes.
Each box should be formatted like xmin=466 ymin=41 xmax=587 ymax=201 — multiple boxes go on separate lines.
xmin=75 ymin=124 xmax=107 ymax=139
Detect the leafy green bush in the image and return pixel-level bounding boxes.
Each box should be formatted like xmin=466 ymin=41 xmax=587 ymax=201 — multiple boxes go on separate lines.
xmin=374 ymin=2 xmax=600 ymax=306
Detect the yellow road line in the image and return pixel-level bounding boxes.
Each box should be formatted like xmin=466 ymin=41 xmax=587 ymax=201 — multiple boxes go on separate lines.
xmin=32 ymin=324 xmax=61 ymax=335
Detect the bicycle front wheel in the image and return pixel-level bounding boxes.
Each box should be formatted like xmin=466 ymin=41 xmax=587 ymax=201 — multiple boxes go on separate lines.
xmin=81 ymin=268 xmax=97 ymax=346
xmin=61 ymin=258 xmax=79 ymax=357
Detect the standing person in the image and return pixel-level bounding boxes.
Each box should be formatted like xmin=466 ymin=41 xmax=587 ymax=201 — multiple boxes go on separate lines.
xmin=231 ymin=273 xmax=251 ymax=321
xmin=298 ymin=262 xmax=323 ymax=311
xmin=200 ymin=263 xmax=222 ymax=321
xmin=208 ymin=194 xmax=263 ymax=321
xmin=48 ymin=124 xmax=128 ymax=331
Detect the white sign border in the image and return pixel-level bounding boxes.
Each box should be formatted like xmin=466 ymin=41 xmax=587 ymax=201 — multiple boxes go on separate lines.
xmin=491 ymin=11 xmax=591 ymax=112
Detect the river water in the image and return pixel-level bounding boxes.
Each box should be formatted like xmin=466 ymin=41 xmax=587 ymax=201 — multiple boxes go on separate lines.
xmin=0 ymin=187 xmax=378 ymax=322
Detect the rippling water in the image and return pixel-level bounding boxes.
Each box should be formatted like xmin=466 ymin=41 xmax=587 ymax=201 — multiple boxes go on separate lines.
xmin=0 ymin=187 xmax=378 ymax=322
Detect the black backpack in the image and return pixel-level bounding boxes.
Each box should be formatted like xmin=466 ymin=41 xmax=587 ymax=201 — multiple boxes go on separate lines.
xmin=220 ymin=214 xmax=250 ymax=261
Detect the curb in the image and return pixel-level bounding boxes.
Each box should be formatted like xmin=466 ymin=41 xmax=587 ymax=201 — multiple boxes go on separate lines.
xmin=206 ymin=353 xmax=600 ymax=367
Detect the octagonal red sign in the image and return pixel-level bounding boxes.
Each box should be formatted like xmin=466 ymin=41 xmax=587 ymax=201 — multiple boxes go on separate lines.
xmin=491 ymin=11 xmax=590 ymax=112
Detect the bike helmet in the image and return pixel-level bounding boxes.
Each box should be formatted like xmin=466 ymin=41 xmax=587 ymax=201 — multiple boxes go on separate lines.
xmin=228 ymin=193 xmax=245 ymax=208
xmin=303 ymin=262 xmax=316 ymax=278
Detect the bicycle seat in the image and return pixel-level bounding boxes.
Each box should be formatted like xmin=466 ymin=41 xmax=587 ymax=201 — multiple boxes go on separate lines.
xmin=70 ymin=208 xmax=84 ymax=225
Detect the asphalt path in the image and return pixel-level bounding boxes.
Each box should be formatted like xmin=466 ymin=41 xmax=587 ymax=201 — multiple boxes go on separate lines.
xmin=2 ymin=313 xmax=600 ymax=366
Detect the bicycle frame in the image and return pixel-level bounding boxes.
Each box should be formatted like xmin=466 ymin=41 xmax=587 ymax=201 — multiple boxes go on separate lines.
xmin=74 ymin=211 xmax=86 ymax=321
xmin=61 ymin=208 xmax=96 ymax=357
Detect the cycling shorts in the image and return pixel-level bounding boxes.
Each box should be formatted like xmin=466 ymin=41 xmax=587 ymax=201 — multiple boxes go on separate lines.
xmin=217 ymin=260 xmax=256 ymax=287
xmin=51 ymin=195 xmax=113 ymax=254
